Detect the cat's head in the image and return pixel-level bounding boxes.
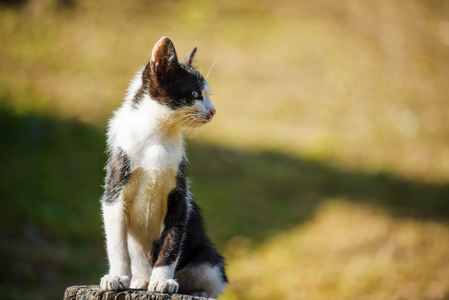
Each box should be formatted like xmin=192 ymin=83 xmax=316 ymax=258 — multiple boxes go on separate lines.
xmin=141 ymin=37 xmax=215 ymax=130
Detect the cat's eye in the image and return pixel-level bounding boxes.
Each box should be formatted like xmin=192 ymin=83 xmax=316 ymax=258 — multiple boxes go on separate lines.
xmin=192 ymin=91 xmax=199 ymax=98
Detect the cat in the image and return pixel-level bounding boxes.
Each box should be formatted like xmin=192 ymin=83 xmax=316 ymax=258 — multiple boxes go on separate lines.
xmin=99 ymin=37 xmax=227 ymax=298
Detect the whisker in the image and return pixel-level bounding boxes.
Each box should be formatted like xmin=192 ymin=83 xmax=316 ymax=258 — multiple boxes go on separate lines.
xmin=186 ymin=120 xmax=197 ymax=138
xmin=180 ymin=124 xmax=194 ymax=137
xmin=189 ymin=122 xmax=203 ymax=139
xmin=168 ymin=114 xmax=189 ymax=125
xmin=206 ymin=58 xmax=216 ymax=80
xmin=183 ymin=119 xmax=197 ymax=137
xmin=179 ymin=116 xmax=195 ymax=130
xmin=173 ymin=117 xmax=194 ymax=130
xmin=192 ymin=116 xmax=206 ymax=138
xmin=185 ymin=120 xmax=196 ymax=138
xmin=169 ymin=112 xmax=197 ymax=128
xmin=165 ymin=111 xmax=206 ymax=138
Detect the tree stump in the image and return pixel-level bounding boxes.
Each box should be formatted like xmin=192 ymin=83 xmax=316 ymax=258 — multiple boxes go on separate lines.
xmin=64 ymin=285 xmax=216 ymax=300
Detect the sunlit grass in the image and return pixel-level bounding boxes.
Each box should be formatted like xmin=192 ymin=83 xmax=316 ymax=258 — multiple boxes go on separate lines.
xmin=224 ymin=201 xmax=449 ymax=300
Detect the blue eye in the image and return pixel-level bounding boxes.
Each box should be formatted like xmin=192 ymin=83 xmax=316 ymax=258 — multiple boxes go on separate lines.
xmin=192 ymin=91 xmax=199 ymax=98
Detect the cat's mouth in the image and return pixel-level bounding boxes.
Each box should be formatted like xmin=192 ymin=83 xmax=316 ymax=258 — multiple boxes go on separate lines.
xmin=197 ymin=117 xmax=212 ymax=124
xmin=171 ymin=110 xmax=214 ymax=131
xmin=191 ymin=118 xmax=210 ymax=125
xmin=192 ymin=111 xmax=215 ymax=124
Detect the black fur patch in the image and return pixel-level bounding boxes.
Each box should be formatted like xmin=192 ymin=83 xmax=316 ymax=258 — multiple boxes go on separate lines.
xmin=152 ymin=156 xmax=228 ymax=285
xmin=152 ymin=157 xmax=189 ymax=267
xmin=133 ymin=38 xmax=206 ymax=109
xmin=136 ymin=63 xmax=206 ymax=110
xmin=102 ymin=148 xmax=131 ymax=204
xmin=175 ymin=161 xmax=227 ymax=282
xmin=152 ymin=64 xmax=205 ymax=110
xmin=177 ymin=200 xmax=228 ymax=284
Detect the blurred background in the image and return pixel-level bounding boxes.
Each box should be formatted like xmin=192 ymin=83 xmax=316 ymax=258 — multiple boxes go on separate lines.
xmin=1 ymin=0 xmax=449 ymax=299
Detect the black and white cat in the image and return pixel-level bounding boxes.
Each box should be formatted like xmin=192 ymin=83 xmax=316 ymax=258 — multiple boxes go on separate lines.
xmin=99 ymin=37 xmax=227 ymax=298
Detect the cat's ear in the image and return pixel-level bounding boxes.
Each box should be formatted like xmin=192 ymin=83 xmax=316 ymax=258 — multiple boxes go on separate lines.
xmin=180 ymin=47 xmax=198 ymax=67
xmin=150 ymin=37 xmax=179 ymax=77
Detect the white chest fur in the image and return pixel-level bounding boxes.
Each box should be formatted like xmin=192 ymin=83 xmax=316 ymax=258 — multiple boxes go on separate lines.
xmin=110 ymin=96 xmax=184 ymax=168
xmin=108 ymin=96 xmax=184 ymax=247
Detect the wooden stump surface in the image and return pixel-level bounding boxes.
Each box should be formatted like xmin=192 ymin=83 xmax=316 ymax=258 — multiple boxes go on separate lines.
xmin=64 ymin=285 xmax=216 ymax=300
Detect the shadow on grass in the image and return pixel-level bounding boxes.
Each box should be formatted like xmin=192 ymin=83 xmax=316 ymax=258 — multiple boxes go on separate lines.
xmin=189 ymin=143 xmax=449 ymax=247
xmin=0 ymin=105 xmax=106 ymax=300
xmin=1 ymin=104 xmax=448 ymax=298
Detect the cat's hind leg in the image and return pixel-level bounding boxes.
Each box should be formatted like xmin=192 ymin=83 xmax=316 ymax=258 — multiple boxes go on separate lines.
xmin=175 ymin=263 xmax=227 ymax=298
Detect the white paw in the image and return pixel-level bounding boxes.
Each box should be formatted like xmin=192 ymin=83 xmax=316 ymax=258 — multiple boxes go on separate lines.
xmin=100 ymin=274 xmax=130 ymax=291
xmin=130 ymin=279 xmax=149 ymax=289
xmin=149 ymin=278 xmax=179 ymax=293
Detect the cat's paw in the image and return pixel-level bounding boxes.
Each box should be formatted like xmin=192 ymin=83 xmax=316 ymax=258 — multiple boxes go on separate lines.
xmin=100 ymin=274 xmax=130 ymax=291
xmin=148 ymin=278 xmax=179 ymax=294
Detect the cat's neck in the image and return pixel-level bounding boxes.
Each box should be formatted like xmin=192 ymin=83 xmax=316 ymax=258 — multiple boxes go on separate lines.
xmin=110 ymin=99 xmax=184 ymax=154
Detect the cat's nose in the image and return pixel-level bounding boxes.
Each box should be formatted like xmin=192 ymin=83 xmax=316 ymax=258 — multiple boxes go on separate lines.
xmin=209 ymin=109 xmax=216 ymax=119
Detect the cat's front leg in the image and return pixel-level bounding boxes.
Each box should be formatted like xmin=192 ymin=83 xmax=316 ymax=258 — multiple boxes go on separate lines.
xmin=149 ymin=189 xmax=187 ymax=293
xmin=149 ymin=264 xmax=180 ymax=294
xmin=100 ymin=197 xmax=132 ymax=290
xmin=100 ymin=149 xmax=132 ymax=290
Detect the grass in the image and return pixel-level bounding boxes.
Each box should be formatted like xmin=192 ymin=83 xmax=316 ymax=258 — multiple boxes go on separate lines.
xmin=0 ymin=105 xmax=105 ymax=299
xmin=1 ymin=0 xmax=449 ymax=299
xmin=225 ymin=201 xmax=449 ymax=300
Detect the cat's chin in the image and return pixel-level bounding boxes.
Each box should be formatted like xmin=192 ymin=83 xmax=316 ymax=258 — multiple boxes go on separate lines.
xmin=189 ymin=115 xmax=214 ymax=125
xmin=183 ymin=120 xmax=210 ymax=129
xmin=198 ymin=118 xmax=212 ymax=124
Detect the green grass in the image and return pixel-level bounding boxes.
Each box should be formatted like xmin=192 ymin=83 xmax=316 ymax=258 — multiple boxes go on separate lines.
xmin=1 ymin=0 xmax=449 ymax=299
xmin=0 ymin=104 xmax=106 ymax=299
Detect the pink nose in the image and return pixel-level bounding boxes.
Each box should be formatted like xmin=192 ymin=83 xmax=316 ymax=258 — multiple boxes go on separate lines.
xmin=209 ymin=109 xmax=216 ymax=118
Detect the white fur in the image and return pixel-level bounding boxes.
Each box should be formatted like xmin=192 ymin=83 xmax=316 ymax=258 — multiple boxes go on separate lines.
xmin=110 ymin=96 xmax=184 ymax=171
xmin=149 ymin=261 xmax=179 ymax=293
xmin=100 ymin=274 xmax=130 ymax=291
xmin=175 ymin=264 xmax=226 ymax=298
xmin=200 ymin=83 xmax=215 ymax=115
xmin=102 ymin=198 xmax=130 ymax=274
xmin=128 ymin=234 xmax=153 ymax=288
xmin=101 ymin=196 xmax=132 ymax=290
